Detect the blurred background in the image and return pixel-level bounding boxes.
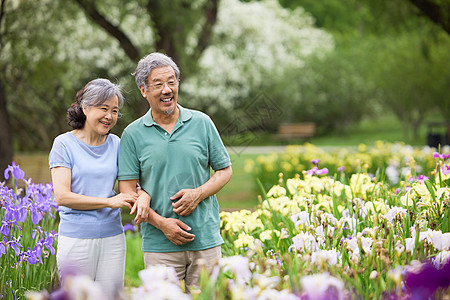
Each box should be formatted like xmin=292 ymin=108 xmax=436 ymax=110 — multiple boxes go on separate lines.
xmin=1 ymin=0 xmax=449 ymax=206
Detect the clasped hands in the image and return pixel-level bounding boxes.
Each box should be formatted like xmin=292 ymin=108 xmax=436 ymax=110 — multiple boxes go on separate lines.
xmin=129 ymin=188 xmax=202 ymax=245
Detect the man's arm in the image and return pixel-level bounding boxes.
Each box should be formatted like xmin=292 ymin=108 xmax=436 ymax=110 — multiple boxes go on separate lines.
xmin=119 ymin=179 xmax=195 ymax=245
xmin=170 ymin=165 xmax=232 ymax=216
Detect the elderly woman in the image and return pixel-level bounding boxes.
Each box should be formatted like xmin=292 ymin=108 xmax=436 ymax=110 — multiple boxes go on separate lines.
xmin=49 ymin=78 xmax=138 ymax=299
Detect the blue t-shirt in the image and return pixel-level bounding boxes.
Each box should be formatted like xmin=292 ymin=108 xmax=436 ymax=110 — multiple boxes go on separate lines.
xmin=49 ymin=132 xmax=123 ymax=238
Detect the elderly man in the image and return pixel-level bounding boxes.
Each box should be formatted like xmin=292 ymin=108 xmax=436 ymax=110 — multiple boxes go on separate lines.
xmin=118 ymin=52 xmax=232 ymax=289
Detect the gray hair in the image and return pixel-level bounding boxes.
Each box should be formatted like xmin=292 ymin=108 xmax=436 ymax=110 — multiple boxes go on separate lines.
xmin=132 ymin=52 xmax=180 ymax=90
xmin=80 ymin=78 xmax=124 ymax=108
xmin=67 ymin=78 xmax=124 ymax=129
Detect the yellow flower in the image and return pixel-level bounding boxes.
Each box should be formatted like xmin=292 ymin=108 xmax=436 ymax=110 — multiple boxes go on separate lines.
xmin=281 ymin=161 xmax=293 ymax=172
xmin=244 ymin=159 xmax=255 ymax=173
xmin=267 ymin=185 xmax=287 ymax=198
xmin=234 ymin=232 xmax=255 ymax=248
xmin=358 ymin=143 xmax=367 ymax=152
xmin=259 ymin=229 xmax=281 ymax=241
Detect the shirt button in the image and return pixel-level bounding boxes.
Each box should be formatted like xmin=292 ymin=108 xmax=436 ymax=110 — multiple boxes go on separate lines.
xmin=165 ymin=132 xmax=168 ymax=135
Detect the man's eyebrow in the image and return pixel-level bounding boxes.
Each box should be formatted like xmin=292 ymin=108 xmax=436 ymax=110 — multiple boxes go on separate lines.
xmin=151 ymin=75 xmax=176 ymax=82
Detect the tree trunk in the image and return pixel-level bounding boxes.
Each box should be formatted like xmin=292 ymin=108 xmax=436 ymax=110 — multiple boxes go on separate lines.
xmin=409 ymin=0 xmax=450 ymax=34
xmin=0 ymin=78 xmax=13 ymax=180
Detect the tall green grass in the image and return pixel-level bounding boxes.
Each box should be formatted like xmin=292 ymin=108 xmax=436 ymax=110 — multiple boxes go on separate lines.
xmin=125 ymin=232 xmax=144 ymax=287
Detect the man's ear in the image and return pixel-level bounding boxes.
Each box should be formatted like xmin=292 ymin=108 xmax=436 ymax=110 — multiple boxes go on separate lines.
xmin=139 ymin=85 xmax=147 ymax=98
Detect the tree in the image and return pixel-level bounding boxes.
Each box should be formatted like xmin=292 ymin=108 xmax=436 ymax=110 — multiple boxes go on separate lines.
xmin=181 ymin=0 xmax=334 ymax=130
xmin=0 ymin=0 xmax=13 ymax=180
xmin=0 ymin=0 xmax=220 ymax=176
xmin=409 ymin=0 xmax=450 ymax=34
xmin=369 ymin=31 xmax=450 ymax=140
xmin=72 ymin=0 xmax=219 ymax=77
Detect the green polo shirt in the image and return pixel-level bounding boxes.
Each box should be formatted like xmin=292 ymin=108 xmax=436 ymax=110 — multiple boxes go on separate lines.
xmin=118 ymin=105 xmax=231 ymax=252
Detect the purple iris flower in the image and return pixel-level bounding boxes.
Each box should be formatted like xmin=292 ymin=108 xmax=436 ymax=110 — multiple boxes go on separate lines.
xmin=9 ymin=236 xmax=22 ymax=256
xmin=311 ymin=159 xmax=320 ymax=166
xmin=30 ymin=206 xmax=43 ymax=225
xmin=43 ymin=231 xmax=57 ymax=255
xmin=274 ymin=252 xmax=283 ymax=267
xmin=25 ymin=249 xmax=38 ymax=264
xmin=3 ymin=162 xmax=25 ymax=181
xmin=307 ymin=166 xmax=329 ymax=176
xmin=306 ymin=166 xmax=318 ymax=175
xmin=0 ymin=236 xmax=7 ymax=256
xmin=337 ymin=166 xmax=346 ymax=172
xmin=416 ymin=175 xmax=429 ymax=183
xmin=432 ymin=152 xmax=440 ymax=159
xmin=123 ymin=223 xmax=136 ymax=233
xmin=409 ymin=175 xmax=429 ymax=184
xmin=405 ymin=261 xmax=450 ymax=299
xmin=317 ymin=168 xmax=329 ymax=175
xmin=442 ymin=165 xmax=450 ymax=176
xmin=1 ymin=220 xmax=9 ymax=237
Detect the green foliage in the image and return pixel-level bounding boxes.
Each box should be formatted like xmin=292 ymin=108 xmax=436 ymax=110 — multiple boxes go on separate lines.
xmin=259 ymin=47 xmax=378 ymax=135
xmin=367 ymin=29 xmax=450 ymax=139
xmin=125 ymin=232 xmax=145 ymax=287
xmin=1 ymin=0 xmax=449 ymax=154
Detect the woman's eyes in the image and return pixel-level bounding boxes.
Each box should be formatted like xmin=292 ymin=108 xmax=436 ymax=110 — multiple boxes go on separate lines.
xmin=99 ymin=107 xmax=118 ymax=114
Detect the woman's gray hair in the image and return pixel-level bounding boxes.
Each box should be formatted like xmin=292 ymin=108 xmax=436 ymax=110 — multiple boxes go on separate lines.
xmin=67 ymin=78 xmax=124 ymax=129
xmin=132 ymin=52 xmax=180 ymax=90
xmin=80 ymin=78 xmax=124 ymax=108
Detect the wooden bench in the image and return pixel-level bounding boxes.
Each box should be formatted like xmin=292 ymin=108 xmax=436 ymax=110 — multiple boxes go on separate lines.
xmin=277 ymin=122 xmax=316 ymax=140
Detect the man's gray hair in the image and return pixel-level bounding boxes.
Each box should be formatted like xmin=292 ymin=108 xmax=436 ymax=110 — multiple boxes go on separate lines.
xmin=80 ymin=78 xmax=124 ymax=108
xmin=132 ymin=52 xmax=180 ymax=90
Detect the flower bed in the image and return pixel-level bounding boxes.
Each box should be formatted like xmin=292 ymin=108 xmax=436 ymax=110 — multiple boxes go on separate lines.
xmin=1 ymin=163 xmax=59 ymax=299
xmin=244 ymin=142 xmax=441 ymax=191
xmin=5 ymin=143 xmax=450 ymax=299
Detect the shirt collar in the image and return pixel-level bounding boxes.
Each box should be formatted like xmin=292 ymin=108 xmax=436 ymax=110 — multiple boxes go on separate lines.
xmin=143 ymin=104 xmax=192 ymax=127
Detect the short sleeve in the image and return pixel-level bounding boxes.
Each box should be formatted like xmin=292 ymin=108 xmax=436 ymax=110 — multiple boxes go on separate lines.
xmin=49 ymin=136 xmax=72 ymax=170
xmin=118 ymin=129 xmax=140 ymax=180
xmin=207 ymin=117 xmax=231 ymax=171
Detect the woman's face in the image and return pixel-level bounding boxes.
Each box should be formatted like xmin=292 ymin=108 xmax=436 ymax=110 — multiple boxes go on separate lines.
xmin=82 ymin=95 xmax=119 ymax=136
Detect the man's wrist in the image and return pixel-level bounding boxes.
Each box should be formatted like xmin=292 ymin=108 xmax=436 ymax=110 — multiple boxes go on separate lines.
xmin=195 ymin=187 xmax=205 ymax=202
xmin=151 ymin=213 xmax=165 ymax=229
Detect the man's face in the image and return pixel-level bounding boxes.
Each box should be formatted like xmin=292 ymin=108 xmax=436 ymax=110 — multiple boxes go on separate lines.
xmin=139 ymin=65 xmax=179 ymax=117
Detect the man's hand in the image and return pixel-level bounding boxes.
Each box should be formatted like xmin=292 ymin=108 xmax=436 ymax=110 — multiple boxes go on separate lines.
xmin=131 ymin=193 xmax=151 ymax=225
xmin=170 ymin=188 xmax=203 ymax=216
xmin=158 ymin=217 xmax=195 ymax=245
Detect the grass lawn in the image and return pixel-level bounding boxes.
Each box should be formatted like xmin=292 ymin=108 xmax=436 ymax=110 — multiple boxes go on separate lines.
xmin=217 ymin=153 xmax=260 ymax=210
xmin=309 ymin=114 xmax=428 ymax=146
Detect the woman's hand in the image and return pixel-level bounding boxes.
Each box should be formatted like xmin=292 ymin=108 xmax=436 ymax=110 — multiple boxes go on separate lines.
xmin=108 ymin=192 xmax=138 ymax=209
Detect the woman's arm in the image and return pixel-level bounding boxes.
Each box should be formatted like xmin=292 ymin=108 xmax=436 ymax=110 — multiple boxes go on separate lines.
xmin=51 ymin=167 xmax=137 ymax=210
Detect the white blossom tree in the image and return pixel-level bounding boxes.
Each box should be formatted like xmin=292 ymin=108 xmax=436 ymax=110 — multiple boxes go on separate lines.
xmin=181 ymin=0 xmax=334 ymax=120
